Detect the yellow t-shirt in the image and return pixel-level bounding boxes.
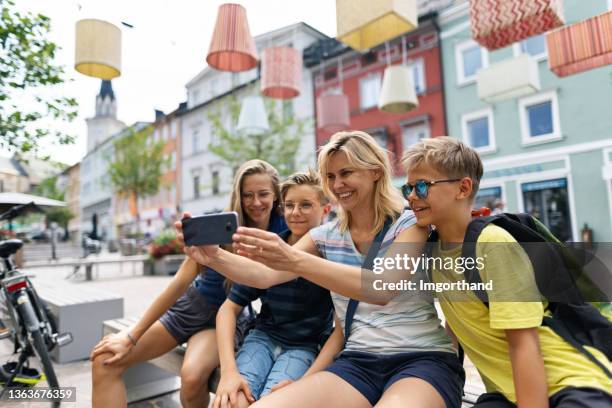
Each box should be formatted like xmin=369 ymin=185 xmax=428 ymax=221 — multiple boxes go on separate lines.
xmin=432 ymin=225 xmax=612 ymax=402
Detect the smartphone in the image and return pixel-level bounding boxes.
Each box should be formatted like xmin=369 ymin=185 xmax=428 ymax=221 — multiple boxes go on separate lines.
xmin=181 ymin=211 xmax=238 ymax=246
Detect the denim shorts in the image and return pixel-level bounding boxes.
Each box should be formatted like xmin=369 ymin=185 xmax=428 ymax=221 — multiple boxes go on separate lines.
xmin=325 ymin=350 xmax=465 ymax=407
xmin=235 ymin=329 xmax=316 ymax=400
xmin=159 ymin=284 xmax=254 ymax=347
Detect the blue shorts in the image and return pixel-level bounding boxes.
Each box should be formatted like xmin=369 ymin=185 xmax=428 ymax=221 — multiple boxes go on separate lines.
xmin=325 ymin=350 xmax=465 ymax=407
xmin=236 ymin=329 xmax=316 ymax=400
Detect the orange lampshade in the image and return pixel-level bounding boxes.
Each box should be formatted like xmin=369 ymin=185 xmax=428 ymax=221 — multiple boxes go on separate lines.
xmin=206 ymin=3 xmax=258 ymax=72
xmin=261 ymin=47 xmax=302 ymax=99
xmin=317 ymin=94 xmax=350 ymax=133
xmin=547 ymin=11 xmax=612 ymax=77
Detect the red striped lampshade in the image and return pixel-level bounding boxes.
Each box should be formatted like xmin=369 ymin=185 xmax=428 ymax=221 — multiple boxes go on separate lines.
xmin=261 ymin=47 xmax=302 ymax=99
xmin=547 ymin=11 xmax=612 ymax=77
xmin=206 ymin=4 xmax=258 ymax=72
xmin=470 ymin=0 xmax=564 ymax=51
xmin=316 ymin=94 xmax=350 ymax=133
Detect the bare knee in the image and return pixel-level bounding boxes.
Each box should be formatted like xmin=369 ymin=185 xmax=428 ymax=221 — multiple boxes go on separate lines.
xmin=91 ymin=353 xmax=126 ymax=383
xmin=180 ymin=370 xmax=206 ymax=399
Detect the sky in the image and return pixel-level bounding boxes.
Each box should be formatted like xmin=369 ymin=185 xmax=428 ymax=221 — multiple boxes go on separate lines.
xmin=10 ymin=0 xmax=337 ymax=165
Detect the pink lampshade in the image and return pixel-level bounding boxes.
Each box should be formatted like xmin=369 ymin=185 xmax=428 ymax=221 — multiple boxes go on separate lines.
xmin=206 ymin=4 xmax=258 ymax=72
xmin=316 ymin=94 xmax=350 ymax=133
xmin=261 ymin=47 xmax=302 ymax=99
xmin=470 ymin=0 xmax=564 ymax=51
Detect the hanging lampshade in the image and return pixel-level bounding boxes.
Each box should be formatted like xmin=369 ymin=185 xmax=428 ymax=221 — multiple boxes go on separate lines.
xmin=378 ymin=65 xmax=418 ymax=113
xmin=336 ymin=0 xmax=417 ymax=51
xmin=206 ymin=4 xmax=258 ymax=72
xmin=316 ymin=93 xmax=350 ymax=133
xmin=237 ymin=96 xmax=269 ymax=135
xmin=470 ymin=0 xmax=564 ymax=51
xmin=261 ymin=47 xmax=302 ymax=99
xmin=74 ymin=19 xmax=121 ymax=79
xmin=477 ymin=54 xmax=540 ymax=102
xmin=547 ymin=11 xmax=612 ymax=77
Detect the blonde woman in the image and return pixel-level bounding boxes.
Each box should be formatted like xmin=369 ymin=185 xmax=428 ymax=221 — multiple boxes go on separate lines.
xmin=177 ymin=132 xmax=464 ymax=408
xmin=91 ymin=159 xmax=285 ymax=408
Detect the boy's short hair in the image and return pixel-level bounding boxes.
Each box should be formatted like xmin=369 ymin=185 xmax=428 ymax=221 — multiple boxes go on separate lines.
xmin=401 ymin=136 xmax=483 ymax=199
xmin=281 ymin=169 xmax=328 ymax=204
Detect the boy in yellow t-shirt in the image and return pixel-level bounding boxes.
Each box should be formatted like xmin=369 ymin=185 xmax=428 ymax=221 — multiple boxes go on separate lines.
xmin=400 ymin=137 xmax=612 ymax=407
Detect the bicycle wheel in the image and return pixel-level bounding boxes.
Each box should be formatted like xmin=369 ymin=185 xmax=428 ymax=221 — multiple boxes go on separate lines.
xmin=15 ymin=295 xmax=60 ymax=395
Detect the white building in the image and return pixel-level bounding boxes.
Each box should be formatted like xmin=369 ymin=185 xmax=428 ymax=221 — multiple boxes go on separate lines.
xmin=180 ymin=22 xmax=327 ymax=215
xmin=79 ymin=80 xmax=126 ymax=241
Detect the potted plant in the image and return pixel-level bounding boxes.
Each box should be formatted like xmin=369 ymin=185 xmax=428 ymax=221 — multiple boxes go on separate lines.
xmin=147 ymin=229 xmax=184 ymax=275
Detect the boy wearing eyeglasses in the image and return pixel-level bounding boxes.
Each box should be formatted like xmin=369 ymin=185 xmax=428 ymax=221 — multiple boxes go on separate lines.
xmin=400 ymin=137 xmax=611 ymax=407
xmin=213 ymin=170 xmax=336 ymax=408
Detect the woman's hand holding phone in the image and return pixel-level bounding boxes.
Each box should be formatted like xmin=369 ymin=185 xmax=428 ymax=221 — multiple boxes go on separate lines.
xmin=174 ymin=212 xmax=221 ymax=266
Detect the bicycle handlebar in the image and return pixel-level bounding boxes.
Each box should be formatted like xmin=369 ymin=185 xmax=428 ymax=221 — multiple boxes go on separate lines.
xmin=0 ymin=202 xmax=44 ymax=221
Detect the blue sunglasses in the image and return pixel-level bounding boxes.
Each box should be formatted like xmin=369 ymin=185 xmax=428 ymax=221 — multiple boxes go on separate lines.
xmin=401 ymin=179 xmax=461 ymax=199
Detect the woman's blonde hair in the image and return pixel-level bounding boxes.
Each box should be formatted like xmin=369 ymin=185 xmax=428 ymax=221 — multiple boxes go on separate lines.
xmin=317 ymin=131 xmax=403 ymax=233
xmin=228 ymin=159 xmax=282 ymax=227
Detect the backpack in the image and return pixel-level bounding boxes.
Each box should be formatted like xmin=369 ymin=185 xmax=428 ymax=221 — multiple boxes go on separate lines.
xmin=427 ymin=212 xmax=612 ymax=378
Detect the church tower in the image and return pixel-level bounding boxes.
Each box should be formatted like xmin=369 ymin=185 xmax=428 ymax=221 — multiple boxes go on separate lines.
xmin=85 ymin=80 xmax=126 ymax=152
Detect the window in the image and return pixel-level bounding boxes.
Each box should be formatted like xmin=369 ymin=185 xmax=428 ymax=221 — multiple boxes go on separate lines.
xmin=193 ymin=174 xmax=201 ymax=199
xmin=408 ymin=59 xmax=426 ymax=94
xmin=519 ymin=91 xmax=561 ymax=145
xmin=401 ymin=122 xmax=430 ymax=152
xmin=170 ymin=121 xmax=177 ymax=139
xmin=192 ymin=129 xmax=200 ymax=153
xmin=461 ymin=108 xmax=496 ymax=153
xmin=475 ymin=186 xmax=502 ymax=211
xmin=359 ymin=73 xmax=382 ymax=110
xmin=455 ymin=40 xmax=488 ymax=85
xmin=370 ymin=130 xmax=388 ymax=148
xmin=212 ymin=171 xmax=220 ymax=196
xmin=171 ymin=152 xmax=176 ymax=170
xmin=514 ymin=34 xmax=547 ymax=61
xmin=522 ymin=178 xmax=572 ymax=241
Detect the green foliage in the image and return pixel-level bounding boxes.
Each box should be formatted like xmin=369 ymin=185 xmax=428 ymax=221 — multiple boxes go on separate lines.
xmin=207 ymin=92 xmax=311 ymax=177
xmin=107 ymin=125 xmax=169 ymax=222
xmin=0 ymin=0 xmax=78 ymax=155
xmin=33 ymin=174 xmax=73 ymax=228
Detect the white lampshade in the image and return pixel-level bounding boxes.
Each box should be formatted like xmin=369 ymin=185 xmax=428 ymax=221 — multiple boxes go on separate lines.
xmin=75 ymin=19 xmax=121 ymax=79
xmin=237 ymin=96 xmax=269 ymax=135
xmin=477 ymin=54 xmax=540 ymax=102
xmin=378 ymin=65 xmax=418 ymax=113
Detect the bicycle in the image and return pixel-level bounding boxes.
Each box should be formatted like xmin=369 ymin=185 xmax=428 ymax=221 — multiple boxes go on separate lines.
xmin=0 ymin=203 xmax=72 ymax=406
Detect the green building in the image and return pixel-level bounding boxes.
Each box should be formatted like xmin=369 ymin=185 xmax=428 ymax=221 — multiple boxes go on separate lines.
xmin=438 ymin=0 xmax=612 ymax=241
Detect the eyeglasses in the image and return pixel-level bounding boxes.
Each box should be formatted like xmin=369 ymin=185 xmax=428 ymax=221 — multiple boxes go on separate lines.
xmin=281 ymin=202 xmax=317 ymax=214
xmin=401 ymin=179 xmax=461 ymax=200
xmin=242 ymin=190 xmax=273 ymax=203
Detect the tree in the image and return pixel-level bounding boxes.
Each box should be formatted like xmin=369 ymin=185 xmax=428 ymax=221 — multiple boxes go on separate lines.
xmin=0 ymin=0 xmax=78 ymax=156
xmin=207 ymin=92 xmax=312 ymax=177
xmin=34 ymin=174 xmax=73 ymax=239
xmin=107 ymin=125 xmax=168 ymax=233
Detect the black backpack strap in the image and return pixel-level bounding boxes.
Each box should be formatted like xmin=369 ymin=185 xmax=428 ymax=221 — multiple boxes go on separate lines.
xmin=461 ymin=215 xmax=501 ymax=305
xmin=344 ymin=217 xmax=393 ymax=348
xmin=542 ymin=316 xmax=612 ymax=378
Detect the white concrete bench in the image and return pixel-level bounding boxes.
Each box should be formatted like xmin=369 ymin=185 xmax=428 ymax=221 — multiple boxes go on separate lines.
xmin=103 ymin=317 xmax=220 ymax=403
xmin=35 ymin=281 xmax=123 ymax=363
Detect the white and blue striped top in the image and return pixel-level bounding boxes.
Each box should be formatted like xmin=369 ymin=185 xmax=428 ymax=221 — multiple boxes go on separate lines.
xmin=309 ymin=209 xmax=454 ymax=355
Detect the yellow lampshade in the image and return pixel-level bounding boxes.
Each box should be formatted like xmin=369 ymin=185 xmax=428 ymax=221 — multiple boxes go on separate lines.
xmin=75 ymin=19 xmax=121 ymax=80
xmin=336 ymin=0 xmax=418 ymax=51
